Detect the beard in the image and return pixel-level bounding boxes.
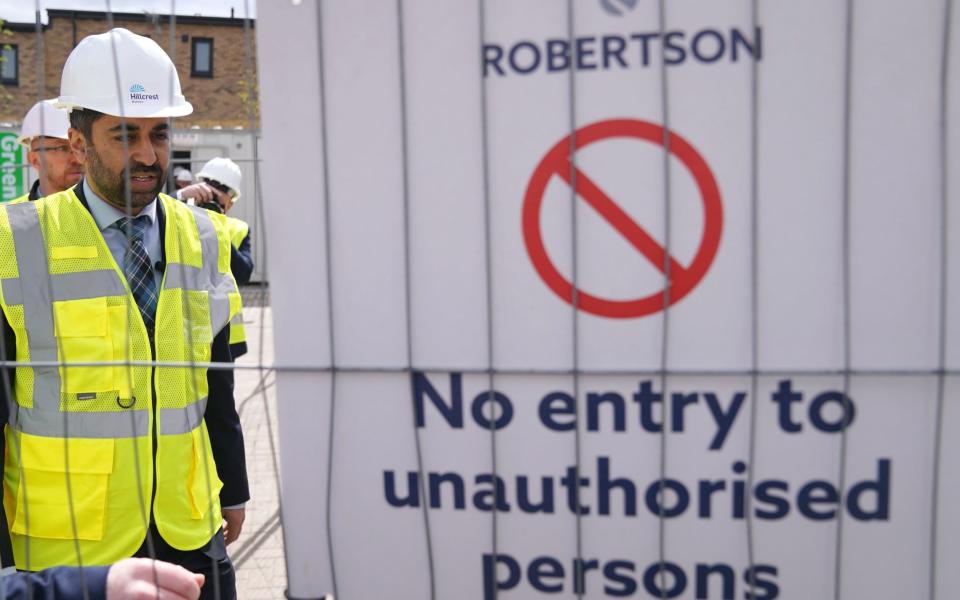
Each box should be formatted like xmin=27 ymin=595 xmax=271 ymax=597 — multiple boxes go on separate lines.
xmin=84 ymin=144 xmax=165 ymax=211
xmin=49 ymin=168 xmax=83 ymax=194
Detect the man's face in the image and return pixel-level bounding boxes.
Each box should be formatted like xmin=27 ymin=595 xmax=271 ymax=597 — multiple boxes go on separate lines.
xmin=27 ymin=136 xmax=83 ymax=195
xmin=69 ymin=115 xmax=170 ymax=212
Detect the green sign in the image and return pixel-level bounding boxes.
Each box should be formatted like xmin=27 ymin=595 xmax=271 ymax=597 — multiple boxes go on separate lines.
xmin=0 ymin=132 xmax=25 ymax=202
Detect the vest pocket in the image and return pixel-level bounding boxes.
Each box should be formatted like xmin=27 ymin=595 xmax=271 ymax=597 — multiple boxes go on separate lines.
xmin=11 ymin=434 xmax=115 ymax=541
xmin=188 ymin=426 xmax=223 ymax=520
xmin=53 ymin=297 xmax=113 ymax=394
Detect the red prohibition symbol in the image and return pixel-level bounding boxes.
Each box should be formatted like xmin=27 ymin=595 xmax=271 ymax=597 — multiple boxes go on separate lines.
xmin=522 ymin=118 xmax=723 ymax=319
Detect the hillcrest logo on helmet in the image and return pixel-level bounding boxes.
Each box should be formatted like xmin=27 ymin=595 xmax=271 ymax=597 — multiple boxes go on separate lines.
xmin=129 ymin=83 xmax=159 ymax=103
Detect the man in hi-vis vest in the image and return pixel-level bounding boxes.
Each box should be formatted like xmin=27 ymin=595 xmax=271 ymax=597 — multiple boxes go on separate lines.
xmin=177 ymin=157 xmax=253 ymax=358
xmin=0 ymin=28 xmax=248 ymax=599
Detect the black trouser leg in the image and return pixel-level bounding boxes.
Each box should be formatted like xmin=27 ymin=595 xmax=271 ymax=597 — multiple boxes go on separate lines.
xmin=135 ymin=524 xmax=236 ymax=600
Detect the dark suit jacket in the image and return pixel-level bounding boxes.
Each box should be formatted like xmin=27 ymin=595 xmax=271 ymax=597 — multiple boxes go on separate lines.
xmin=228 ymin=229 xmax=253 ymax=359
xmin=0 ymin=185 xmax=249 ymax=565
xmin=26 ymin=180 xmax=41 ymax=201
xmin=1 ymin=565 xmax=109 ymax=599
xmin=230 ymin=230 xmax=253 ymax=286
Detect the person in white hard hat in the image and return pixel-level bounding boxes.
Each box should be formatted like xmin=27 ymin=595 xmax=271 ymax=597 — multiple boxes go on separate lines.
xmin=178 ymin=157 xmax=254 ymax=358
xmin=178 ymin=157 xmax=253 ymax=280
xmin=15 ymin=98 xmax=84 ymax=201
xmin=0 ymin=28 xmax=247 ymax=600
xmin=173 ymin=166 xmax=193 ymax=190
xmin=177 ymin=157 xmax=240 ymax=212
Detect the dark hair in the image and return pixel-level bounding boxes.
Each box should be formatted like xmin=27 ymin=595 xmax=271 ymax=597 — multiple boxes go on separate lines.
xmin=68 ymin=108 xmax=104 ymax=140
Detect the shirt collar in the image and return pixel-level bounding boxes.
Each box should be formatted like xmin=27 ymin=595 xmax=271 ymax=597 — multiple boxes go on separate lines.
xmin=28 ymin=179 xmax=41 ymax=201
xmin=82 ymin=178 xmax=158 ymax=232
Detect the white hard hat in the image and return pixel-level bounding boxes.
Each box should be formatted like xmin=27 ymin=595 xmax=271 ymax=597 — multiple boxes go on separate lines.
xmin=17 ymin=99 xmax=71 ymax=146
xmin=175 ymin=168 xmax=193 ymax=182
xmin=197 ymin=157 xmax=242 ymax=200
xmin=56 ymin=28 xmax=193 ymax=118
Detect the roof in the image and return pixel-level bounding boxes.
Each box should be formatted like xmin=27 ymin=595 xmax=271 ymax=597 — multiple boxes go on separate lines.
xmin=2 ymin=8 xmax=255 ymax=29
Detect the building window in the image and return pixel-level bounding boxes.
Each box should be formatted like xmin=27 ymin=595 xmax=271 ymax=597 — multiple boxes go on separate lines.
xmin=1 ymin=45 xmax=18 ymax=85
xmin=191 ymin=38 xmax=213 ymax=78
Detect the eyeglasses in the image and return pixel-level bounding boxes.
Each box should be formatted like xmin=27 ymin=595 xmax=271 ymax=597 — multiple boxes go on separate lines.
xmin=205 ymin=178 xmax=238 ymax=199
xmin=30 ymin=145 xmax=72 ymax=155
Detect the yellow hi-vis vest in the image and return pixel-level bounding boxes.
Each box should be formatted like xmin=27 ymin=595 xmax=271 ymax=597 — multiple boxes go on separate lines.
xmin=225 ymin=216 xmax=249 ymax=249
xmin=224 ymin=216 xmax=249 ymax=348
xmin=0 ymin=189 xmax=242 ymax=570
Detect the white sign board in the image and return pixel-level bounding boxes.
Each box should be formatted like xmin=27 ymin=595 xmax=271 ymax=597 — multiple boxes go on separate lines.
xmin=258 ymin=1 xmax=960 ymax=598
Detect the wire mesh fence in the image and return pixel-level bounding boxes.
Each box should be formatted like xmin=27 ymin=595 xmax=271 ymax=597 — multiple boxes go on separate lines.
xmin=0 ymin=1 xmax=954 ymax=599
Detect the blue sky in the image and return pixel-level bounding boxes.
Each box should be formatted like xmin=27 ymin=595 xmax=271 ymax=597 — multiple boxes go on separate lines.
xmin=0 ymin=0 xmax=256 ymax=24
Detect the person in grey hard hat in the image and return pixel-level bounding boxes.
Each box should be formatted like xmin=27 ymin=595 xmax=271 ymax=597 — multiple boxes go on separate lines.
xmin=14 ymin=99 xmax=84 ymax=201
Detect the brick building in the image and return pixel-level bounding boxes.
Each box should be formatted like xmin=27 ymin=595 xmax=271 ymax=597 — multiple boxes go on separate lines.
xmin=0 ymin=9 xmax=258 ymax=128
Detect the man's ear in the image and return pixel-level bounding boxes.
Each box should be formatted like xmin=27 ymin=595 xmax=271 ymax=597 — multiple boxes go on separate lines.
xmin=67 ymin=127 xmax=87 ymax=164
xmin=26 ymin=147 xmax=41 ymax=171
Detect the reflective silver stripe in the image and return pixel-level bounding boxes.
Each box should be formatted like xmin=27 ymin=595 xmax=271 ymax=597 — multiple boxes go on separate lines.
xmin=10 ymin=402 xmax=149 ymax=438
xmin=1 ymin=270 xmax=126 ymax=306
xmin=163 ymin=263 xmax=203 ymax=292
xmin=192 ymin=208 xmax=235 ymax=334
xmin=210 ymin=287 xmax=233 ymax=337
xmin=160 ymin=209 xmax=236 ymax=338
xmin=8 ymin=202 xmax=61 ymax=412
xmin=158 ymin=398 xmax=207 ymax=435
xmin=162 ymin=260 xmax=236 ymax=299
xmin=230 ymin=312 xmax=243 ymax=326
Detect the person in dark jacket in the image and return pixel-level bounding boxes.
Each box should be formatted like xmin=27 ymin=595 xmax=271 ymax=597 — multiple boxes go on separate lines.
xmin=3 ymin=557 xmax=203 ymax=599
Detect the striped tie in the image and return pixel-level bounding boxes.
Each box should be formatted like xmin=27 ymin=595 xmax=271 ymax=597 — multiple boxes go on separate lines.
xmin=115 ymin=216 xmax=158 ymax=332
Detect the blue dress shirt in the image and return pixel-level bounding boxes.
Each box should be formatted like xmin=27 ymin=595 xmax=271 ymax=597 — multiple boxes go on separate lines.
xmin=82 ymin=178 xmax=163 ymax=288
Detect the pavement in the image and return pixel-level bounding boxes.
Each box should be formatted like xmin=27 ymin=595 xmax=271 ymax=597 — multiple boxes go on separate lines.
xmin=228 ymin=300 xmax=288 ymax=598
